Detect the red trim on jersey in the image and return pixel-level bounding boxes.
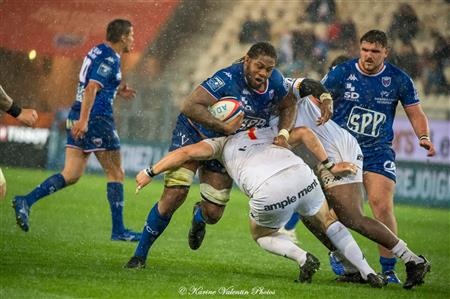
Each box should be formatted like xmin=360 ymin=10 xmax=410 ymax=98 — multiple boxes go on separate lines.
xmin=248 ymin=127 xmax=257 ymax=140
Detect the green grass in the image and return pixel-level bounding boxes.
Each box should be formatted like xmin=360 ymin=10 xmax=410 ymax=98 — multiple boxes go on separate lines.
xmin=1 ymin=168 xmax=449 ymax=299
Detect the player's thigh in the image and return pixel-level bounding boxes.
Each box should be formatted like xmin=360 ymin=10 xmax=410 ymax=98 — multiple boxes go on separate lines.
xmin=61 ymin=147 xmax=90 ymax=183
xmin=325 ymin=182 xmax=365 ymax=220
xmin=94 ymin=150 xmax=123 ymax=181
xmin=364 ymin=171 xmax=395 ymax=210
xmin=249 ymin=218 xmax=278 ymax=240
xmin=158 ymin=160 xmax=198 ymax=216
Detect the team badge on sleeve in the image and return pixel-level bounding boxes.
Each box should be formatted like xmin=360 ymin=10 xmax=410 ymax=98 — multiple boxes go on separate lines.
xmin=206 ymin=76 xmax=225 ymax=91
xmin=97 ymin=63 xmax=112 ymax=78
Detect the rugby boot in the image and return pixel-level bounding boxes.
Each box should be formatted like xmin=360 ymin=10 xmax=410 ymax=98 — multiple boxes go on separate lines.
xmin=124 ymin=256 xmax=146 ymax=269
xmin=329 ymin=251 xmax=358 ymax=276
xmin=335 ymin=272 xmax=366 ymax=284
xmin=297 ymin=253 xmax=320 ymax=283
xmin=12 ymin=196 xmax=30 ymax=232
xmin=188 ymin=202 xmax=206 ymax=250
xmin=366 ymin=273 xmax=388 ymax=288
xmin=403 ymin=255 xmax=431 ymax=290
xmin=111 ymin=229 xmax=142 ymax=242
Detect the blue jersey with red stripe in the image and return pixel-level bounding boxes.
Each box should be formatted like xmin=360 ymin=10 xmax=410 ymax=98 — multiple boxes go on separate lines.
xmin=70 ymin=43 xmax=121 ymax=117
xmin=182 ymin=62 xmax=289 ymax=138
xmin=322 ymin=59 xmax=420 ymax=152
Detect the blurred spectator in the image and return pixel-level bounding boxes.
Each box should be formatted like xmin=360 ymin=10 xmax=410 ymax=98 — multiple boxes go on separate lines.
xmin=328 ymin=17 xmax=342 ymax=49
xmin=388 ymin=3 xmax=420 ymax=43
xmin=422 ymin=32 xmax=449 ymax=95
xmin=277 ymin=30 xmax=294 ymax=65
xmin=340 ymin=17 xmax=357 ymax=53
xmin=239 ymin=11 xmax=271 ymax=44
xmin=391 ymin=41 xmax=420 ymax=79
xmin=306 ymin=0 xmax=336 ymax=23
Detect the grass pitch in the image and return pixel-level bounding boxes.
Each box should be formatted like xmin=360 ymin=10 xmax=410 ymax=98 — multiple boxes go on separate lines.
xmin=1 ymin=168 xmax=449 ymax=299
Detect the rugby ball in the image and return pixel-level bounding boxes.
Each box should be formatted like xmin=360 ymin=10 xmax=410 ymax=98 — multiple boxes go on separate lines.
xmin=208 ymin=97 xmax=244 ymax=123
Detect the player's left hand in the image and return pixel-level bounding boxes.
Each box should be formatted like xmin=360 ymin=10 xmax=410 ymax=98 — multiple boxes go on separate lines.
xmin=419 ymin=139 xmax=436 ymax=157
xmin=135 ymin=169 xmax=152 ymax=194
xmin=118 ymin=84 xmax=137 ymax=100
xmin=316 ymin=96 xmax=333 ymax=125
xmin=330 ymin=162 xmax=357 ymax=177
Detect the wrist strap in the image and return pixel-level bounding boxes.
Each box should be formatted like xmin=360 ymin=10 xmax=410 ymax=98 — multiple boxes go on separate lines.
xmin=6 ymin=102 xmax=22 ymax=118
xmin=321 ymin=158 xmax=335 ymax=170
xmin=419 ymin=135 xmax=430 ymax=141
xmin=319 ymin=92 xmax=332 ymax=103
xmin=277 ymin=129 xmax=290 ymax=140
xmin=144 ymin=166 xmax=156 ymax=177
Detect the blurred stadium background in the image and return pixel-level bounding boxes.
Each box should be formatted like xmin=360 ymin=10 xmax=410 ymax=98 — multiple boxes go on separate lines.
xmin=0 ymin=0 xmax=448 ymax=206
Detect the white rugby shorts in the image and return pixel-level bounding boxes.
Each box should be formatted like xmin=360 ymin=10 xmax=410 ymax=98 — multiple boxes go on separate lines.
xmin=249 ymin=164 xmax=325 ymax=229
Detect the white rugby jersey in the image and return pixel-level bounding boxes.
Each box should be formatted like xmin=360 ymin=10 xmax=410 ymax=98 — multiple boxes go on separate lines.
xmin=271 ymin=78 xmax=361 ymax=162
xmin=204 ymin=127 xmax=305 ymax=197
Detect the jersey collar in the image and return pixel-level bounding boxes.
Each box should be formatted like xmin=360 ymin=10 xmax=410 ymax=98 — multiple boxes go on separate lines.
xmin=355 ymin=62 xmax=386 ymax=77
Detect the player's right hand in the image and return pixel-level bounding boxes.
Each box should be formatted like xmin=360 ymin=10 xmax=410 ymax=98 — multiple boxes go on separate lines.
xmin=317 ymin=97 xmax=333 ymax=125
xmin=330 ymin=162 xmax=357 ymax=177
xmin=135 ymin=169 xmax=152 ymax=194
xmin=223 ymin=112 xmax=244 ymax=135
xmin=419 ymin=139 xmax=436 ymax=157
xmin=17 ymin=108 xmax=38 ymax=127
xmin=71 ymin=120 xmax=88 ymax=140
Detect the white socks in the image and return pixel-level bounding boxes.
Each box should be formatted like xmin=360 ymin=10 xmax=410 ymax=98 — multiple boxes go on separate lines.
xmin=326 ymin=221 xmax=375 ymax=280
xmin=257 ymin=232 xmax=307 ymax=266
xmin=391 ymin=239 xmax=423 ymax=264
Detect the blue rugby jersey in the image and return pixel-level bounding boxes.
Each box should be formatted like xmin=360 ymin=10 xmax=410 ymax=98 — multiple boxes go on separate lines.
xmin=181 ymin=62 xmax=289 ymax=138
xmin=322 ymin=58 xmax=420 ymax=152
xmin=70 ymin=43 xmax=121 ymax=117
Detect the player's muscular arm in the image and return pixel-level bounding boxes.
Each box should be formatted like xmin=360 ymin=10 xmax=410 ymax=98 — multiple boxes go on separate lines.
xmin=136 ymin=141 xmax=215 ymax=191
xmin=289 ymin=126 xmax=357 ymax=176
xmin=404 ymin=104 xmax=436 ymax=156
xmin=71 ymin=81 xmax=100 ymax=140
xmin=181 ymin=86 xmax=239 ymax=135
xmin=273 ymin=91 xmax=297 ymax=147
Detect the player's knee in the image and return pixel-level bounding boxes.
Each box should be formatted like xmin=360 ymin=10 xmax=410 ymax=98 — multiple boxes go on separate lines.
xmin=108 ymin=167 xmax=124 ymax=182
xmin=200 ymin=183 xmax=231 ymax=207
xmin=370 ymin=197 xmax=394 ymax=218
xmin=164 ymin=167 xmax=195 ymax=187
xmin=61 ymin=173 xmax=80 ymax=185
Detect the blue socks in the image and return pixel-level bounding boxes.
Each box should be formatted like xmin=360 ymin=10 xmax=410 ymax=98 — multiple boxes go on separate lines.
xmin=107 ymin=182 xmax=126 ymax=235
xmin=24 ymin=173 xmax=66 ymax=207
xmin=134 ymin=203 xmax=171 ymax=259
xmin=380 ymin=256 xmax=397 ymax=272
xmin=284 ymin=212 xmax=301 ymax=230
xmin=193 ymin=205 xmax=206 ymax=224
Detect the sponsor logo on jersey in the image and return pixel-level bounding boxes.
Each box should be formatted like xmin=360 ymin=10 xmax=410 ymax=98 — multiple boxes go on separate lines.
xmin=357 ymin=154 xmax=364 ymax=161
xmin=382 ymin=76 xmax=391 ymax=87
xmin=383 ymin=160 xmax=396 ymax=176
xmin=223 ymin=71 xmax=232 ymax=79
xmin=283 ymin=78 xmax=290 ymax=92
xmin=347 ymin=106 xmax=386 ymax=137
xmin=344 ymin=82 xmax=359 ymax=101
xmin=97 ymin=63 xmax=112 ymax=78
xmin=240 ymin=116 xmax=266 ymax=130
xmin=263 ymin=179 xmax=318 ymax=211
xmin=269 ymin=89 xmax=274 ymax=99
xmin=206 ymin=76 xmax=225 ymax=91
xmin=242 ymin=89 xmax=251 ymax=95
xmin=347 ymin=74 xmax=358 ymax=81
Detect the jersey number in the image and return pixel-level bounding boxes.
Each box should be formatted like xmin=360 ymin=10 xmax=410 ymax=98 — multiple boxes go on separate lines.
xmin=79 ymin=57 xmax=92 ymax=83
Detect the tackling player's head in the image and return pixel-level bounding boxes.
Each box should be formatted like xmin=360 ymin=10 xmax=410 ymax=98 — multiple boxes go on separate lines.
xmin=358 ymin=30 xmax=388 ymax=75
xmin=243 ymin=42 xmax=277 ymax=90
xmin=106 ymin=19 xmax=134 ymax=53
xmin=329 ymin=55 xmax=351 ymax=71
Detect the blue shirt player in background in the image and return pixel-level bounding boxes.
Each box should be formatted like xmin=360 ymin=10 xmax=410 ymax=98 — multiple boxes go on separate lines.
xmin=13 ymin=19 xmax=142 ymax=242
xmin=322 ymin=30 xmax=435 ymax=283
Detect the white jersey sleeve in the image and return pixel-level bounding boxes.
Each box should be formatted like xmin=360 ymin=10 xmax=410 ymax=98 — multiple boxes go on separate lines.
xmin=202 ymin=137 xmax=228 ymax=161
